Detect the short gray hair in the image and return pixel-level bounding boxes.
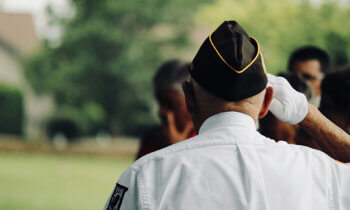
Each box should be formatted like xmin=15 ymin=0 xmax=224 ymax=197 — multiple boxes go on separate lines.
xmin=191 ymin=77 xmax=265 ymax=115
xmin=153 ymin=60 xmax=190 ymax=92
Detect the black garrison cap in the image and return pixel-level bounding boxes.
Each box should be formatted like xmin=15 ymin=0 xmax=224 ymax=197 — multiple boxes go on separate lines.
xmin=189 ymin=21 xmax=267 ymax=101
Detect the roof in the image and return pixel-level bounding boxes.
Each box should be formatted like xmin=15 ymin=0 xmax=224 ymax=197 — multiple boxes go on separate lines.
xmin=0 ymin=12 xmax=40 ymax=54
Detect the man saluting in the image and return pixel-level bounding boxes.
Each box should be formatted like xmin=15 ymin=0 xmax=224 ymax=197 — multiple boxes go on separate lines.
xmin=104 ymin=21 xmax=350 ymax=210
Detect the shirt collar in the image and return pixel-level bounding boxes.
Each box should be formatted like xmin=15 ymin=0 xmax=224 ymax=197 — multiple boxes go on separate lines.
xmin=198 ymin=111 xmax=257 ymax=134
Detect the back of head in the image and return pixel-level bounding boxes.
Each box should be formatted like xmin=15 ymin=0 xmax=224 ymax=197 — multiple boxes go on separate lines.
xmin=320 ymin=67 xmax=350 ymax=115
xmin=186 ymin=21 xmax=272 ymax=131
xmin=190 ymin=21 xmax=267 ymax=102
xmin=153 ymin=60 xmax=190 ymax=92
xmin=288 ymin=46 xmax=330 ymax=73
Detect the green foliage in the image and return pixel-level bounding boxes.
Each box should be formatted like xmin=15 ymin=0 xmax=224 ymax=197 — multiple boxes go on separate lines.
xmin=196 ymin=0 xmax=350 ymax=73
xmin=0 ymin=85 xmax=24 ymax=135
xmin=46 ymin=103 xmax=106 ymax=139
xmin=325 ymin=31 xmax=348 ymax=66
xmin=47 ymin=116 xmax=79 ymax=140
xmin=24 ymin=0 xmax=207 ymax=135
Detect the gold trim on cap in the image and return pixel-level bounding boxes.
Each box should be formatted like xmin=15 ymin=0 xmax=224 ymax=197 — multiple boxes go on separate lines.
xmin=260 ymin=52 xmax=267 ymax=75
xmin=208 ymin=30 xmax=261 ymax=74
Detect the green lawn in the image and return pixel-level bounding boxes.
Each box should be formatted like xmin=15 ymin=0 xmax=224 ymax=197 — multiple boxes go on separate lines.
xmin=0 ymin=152 xmax=134 ymax=210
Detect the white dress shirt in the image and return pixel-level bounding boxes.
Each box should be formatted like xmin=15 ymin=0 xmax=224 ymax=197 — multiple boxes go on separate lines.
xmin=104 ymin=111 xmax=350 ymax=210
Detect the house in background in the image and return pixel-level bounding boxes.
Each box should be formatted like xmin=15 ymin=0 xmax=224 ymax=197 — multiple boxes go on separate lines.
xmin=0 ymin=12 xmax=54 ymax=138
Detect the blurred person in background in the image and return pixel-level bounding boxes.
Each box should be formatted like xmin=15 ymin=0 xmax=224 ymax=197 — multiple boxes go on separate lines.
xmin=262 ymin=46 xmax=329 ymax=145
xmin=320 ymin=68 xmax=350 ymax=133
xmin=296 ymin=68 xmax=350 ymax=150
xmin=288 ymin=46 xmax=330 ymax=106
xmin=136 ymin=60 xmax=195 ymax=159
xmin=259 ymin=72 xmax=313 ymax=144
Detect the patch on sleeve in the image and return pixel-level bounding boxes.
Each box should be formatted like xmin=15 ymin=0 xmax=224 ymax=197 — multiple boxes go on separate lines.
xmin=107 ymin=183 xmax=128 ymax=210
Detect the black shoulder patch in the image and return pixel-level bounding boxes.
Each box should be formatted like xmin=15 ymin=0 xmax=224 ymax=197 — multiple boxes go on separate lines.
xmin=107 ymin=183 xmax=128 ymax=210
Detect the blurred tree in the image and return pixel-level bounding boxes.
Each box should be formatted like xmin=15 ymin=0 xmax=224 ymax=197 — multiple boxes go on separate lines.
xmin=196 ymin=0 xmax=350 ymax=73
xmin=24 ymin=0 xmax=207 ymax=135
xmin=325 ymin=32 xmax=348 ymax=67
xmin=0 ymin=85 xmax=24 ymax=135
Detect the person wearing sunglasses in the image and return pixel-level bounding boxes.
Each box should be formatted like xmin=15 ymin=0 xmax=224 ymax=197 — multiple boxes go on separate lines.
xmin=287 ymin=46 xmax=330 ymax=107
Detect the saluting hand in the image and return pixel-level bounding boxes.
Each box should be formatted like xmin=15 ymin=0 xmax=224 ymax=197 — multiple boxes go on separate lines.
xmin=267 ymin=73 xmax=308 ymax=125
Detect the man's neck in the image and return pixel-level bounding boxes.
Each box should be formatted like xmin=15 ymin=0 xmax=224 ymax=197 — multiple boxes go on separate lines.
xmin=193 ymin=106 xmax=259 ymax=134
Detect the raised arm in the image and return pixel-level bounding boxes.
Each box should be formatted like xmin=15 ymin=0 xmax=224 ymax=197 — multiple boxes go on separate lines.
xmin=299 ymin=103 xmax=350 ymax=162
xmin=267 ymin=73 xmax=350 ymax=162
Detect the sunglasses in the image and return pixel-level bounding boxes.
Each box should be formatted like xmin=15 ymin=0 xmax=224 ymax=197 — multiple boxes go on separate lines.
xmin=298 ymin=72 xmax=324 ymax=82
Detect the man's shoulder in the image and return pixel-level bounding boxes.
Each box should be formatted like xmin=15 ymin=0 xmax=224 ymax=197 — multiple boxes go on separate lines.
xmin=128 ymin=130 xmax=247 ymax=173
xmin=130 ymin=135 xmax=208 ymax=171
xmin=260 ymin=136 xmax=334 ymax=164
xmin=128 ymin=131 xmax=333 ymax=175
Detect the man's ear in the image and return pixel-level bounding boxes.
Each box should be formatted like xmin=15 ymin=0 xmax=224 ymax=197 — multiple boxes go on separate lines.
xmin=259 ymin=86 xmax=274 ymax=119
xmin=182 ymin=81 xmax=196 ymax=113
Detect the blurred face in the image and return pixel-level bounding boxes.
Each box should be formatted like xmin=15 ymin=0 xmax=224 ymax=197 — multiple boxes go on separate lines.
xmin=291 ymin=59 xmax=323 ymax=96
xmin=155 ymin=88 xmax=191 ymax=131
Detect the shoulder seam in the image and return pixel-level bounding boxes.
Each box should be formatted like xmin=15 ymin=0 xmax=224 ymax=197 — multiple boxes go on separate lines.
xmin=137 ymin=169 xmax=149 ymax=210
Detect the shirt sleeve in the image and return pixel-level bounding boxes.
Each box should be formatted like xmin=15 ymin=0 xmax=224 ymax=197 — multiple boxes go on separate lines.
xmin=330 ymin=160 xmax=350 ymax=210
xmin=103 ymin=168 xmax=145 ymax=210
